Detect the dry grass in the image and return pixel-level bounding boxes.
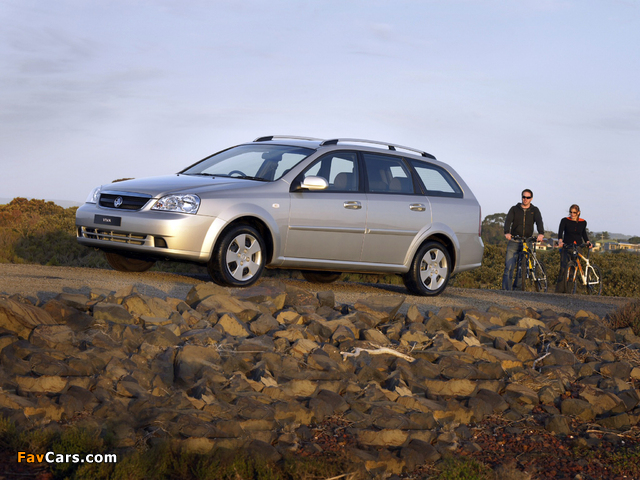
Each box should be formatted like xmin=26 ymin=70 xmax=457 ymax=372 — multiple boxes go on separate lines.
xmin=604 ymin=299 xmax=640 ymax=336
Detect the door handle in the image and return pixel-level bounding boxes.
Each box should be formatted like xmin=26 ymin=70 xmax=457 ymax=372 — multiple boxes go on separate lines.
xmin=343 ymin=201 xmax=362 ymax=210
xmin=409 ymin=203 xmax=426 ymax=212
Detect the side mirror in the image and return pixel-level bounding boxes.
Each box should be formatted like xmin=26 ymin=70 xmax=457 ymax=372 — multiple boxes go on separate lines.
xmin=298 ymin=176 xmax=328 ymax=191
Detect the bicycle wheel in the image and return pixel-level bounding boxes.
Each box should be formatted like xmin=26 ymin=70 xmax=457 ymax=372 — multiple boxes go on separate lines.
xmin=524 ymin=258 xmax=547 ymax=292
xmin=513 ymin=252 xmax=525 ymax=290
xmin=520 ymin=252 xmax=531 ymax=291
xmin=566 ymin=261 xmax=579 ymax=294
xmin=584 ymin=264 xmax=602 ymax=295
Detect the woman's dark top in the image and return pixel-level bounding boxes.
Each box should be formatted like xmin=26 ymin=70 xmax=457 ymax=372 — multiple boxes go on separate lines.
xmin=557 ymin=217 xmax=589 ymax=246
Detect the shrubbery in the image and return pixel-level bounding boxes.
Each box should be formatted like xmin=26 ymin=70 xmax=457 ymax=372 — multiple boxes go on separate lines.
xmin=2 ymin=198 xmax=639 ymax=297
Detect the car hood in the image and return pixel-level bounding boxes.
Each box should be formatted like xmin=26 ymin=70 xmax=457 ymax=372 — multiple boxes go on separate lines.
xmin=99 ymin=174 xmax=254 ymax=197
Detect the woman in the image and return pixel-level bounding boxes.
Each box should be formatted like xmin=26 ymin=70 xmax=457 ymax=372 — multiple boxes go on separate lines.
xmin=556 ymin=204 xmax=591 ymax=293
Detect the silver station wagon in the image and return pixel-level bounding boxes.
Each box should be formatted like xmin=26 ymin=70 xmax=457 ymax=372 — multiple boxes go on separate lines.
xmin=76 ymin=136 xmax=484 ymax=295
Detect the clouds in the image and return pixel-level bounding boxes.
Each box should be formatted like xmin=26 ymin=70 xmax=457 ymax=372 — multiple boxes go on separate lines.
xmin=0 ymin=0 xmax=639 ymax=234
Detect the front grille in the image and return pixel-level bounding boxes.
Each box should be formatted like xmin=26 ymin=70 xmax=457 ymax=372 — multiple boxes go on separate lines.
xmin=80 ymin=227 xmax=150 ymax=246
xmin=99 ymin=194 xmax=150 ymax=210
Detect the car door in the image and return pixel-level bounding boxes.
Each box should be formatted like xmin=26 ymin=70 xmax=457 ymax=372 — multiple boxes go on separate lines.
xmin=360 ymin=153 xmax=432 ymax=266
xmin=285 ymin=151 xmax=367 ymax=263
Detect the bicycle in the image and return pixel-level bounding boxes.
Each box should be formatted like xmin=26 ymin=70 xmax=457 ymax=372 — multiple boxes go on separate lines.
xmin=564 ymin=243 xmax=602 ymax=295
xmin=512 ymin=236 xmax=548 ymax=292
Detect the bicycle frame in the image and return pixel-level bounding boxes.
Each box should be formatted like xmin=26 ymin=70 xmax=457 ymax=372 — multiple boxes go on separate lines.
xmin=564 ymin=243 xmax=602 ymax=294
xmin=512 ymin=236 xmax=547 ymax=292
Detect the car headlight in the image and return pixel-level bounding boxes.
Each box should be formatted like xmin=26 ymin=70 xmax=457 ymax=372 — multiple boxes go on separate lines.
xmin=152 ymin=194 xmax=201 ymax=214
xmin=85 ymin=186 xmax=102 ymax=204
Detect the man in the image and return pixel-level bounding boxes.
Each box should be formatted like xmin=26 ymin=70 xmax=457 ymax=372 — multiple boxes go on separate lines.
xmin=502 ymin=189 xmax=545 ymax=290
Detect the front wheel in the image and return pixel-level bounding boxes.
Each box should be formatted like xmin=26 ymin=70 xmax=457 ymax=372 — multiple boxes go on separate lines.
xmin=584 ymin=264 xmax=602 ymax=295
xmin=403 ymin=241 xmax=451 ymax=296
xmin=566 ymin=261 xmax=579 ymax=294
xmin=207 ymin=225 xmax=266 ymax=287
xmin=105 ymin=252 xmax=155 ymax=272
xmin=523 ymin=257 xmax=548 ymax=292
xmin=301 ymin=271 xmax=342 ymax=284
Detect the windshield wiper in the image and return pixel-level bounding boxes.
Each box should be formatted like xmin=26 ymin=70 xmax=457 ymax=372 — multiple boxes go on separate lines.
xmin=234 ymin=175 xmax=269 ymax=182
xmin=214 ymin=174 xmax=269 ymax=182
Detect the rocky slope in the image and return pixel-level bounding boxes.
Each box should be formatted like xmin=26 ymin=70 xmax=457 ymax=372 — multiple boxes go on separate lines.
xmin=1 ymin=280 xmax=639 ymax=478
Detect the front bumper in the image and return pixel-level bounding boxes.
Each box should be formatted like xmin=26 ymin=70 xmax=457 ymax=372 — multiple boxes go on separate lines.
xmin=75 ymin=203 xmax=216 ymax=263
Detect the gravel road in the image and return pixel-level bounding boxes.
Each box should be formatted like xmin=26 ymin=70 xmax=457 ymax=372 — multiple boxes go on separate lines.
xmin=0 ymin=263 xmax=633 ymax=319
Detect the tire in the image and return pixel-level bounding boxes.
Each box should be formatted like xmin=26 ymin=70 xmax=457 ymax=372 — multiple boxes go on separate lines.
xmin=403 ymin=241 xmax=451 ymax=296
xmin=584 ymin=264 xmax=602 ymax=295
xmin=301 ymin=271 xmax=342 ymax=284
xmin=105 ymin=251 xmax=155 ymax=273
xmin=207 ymin=224 xmax=265 ymax=287
xmin=566 ymin=261 xmax=578 ymax=294
xmin=523 ymin=258 xmax=548 ymax=292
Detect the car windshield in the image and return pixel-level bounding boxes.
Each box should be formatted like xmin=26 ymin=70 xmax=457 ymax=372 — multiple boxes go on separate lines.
xmin=181 ymin=144 xmax=314 ymax=182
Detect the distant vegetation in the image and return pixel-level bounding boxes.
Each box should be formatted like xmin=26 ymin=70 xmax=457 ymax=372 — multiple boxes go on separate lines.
xmin=1 ymin=198 xmax=639 ymax=297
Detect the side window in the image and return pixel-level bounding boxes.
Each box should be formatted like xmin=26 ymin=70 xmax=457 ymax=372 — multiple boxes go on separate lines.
xmin=301 ymin=152 xmax=359 ymax=192
xmin=363 ymin=153 xmax=415 ymax=194
xmin=273 ymin=153 xmax=309 ymax=179
xmin=410 ymin=160 xmax=463 ymax=198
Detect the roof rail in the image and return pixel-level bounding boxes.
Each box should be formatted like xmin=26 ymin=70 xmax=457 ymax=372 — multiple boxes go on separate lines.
xmin=320 ymin=138 xmax=435 ymax=159
xmin=253 ymin=135 xmax=324 ymax=142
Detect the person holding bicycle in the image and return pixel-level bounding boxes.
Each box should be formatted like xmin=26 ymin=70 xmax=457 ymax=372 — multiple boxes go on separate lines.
xmin=555 ymin=204 xmax=591 ymax=293
xmin=502 ymin=189 xmax=545 ymax=290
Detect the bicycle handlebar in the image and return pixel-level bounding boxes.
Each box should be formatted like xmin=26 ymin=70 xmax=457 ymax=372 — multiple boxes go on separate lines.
xmin=562 ymin=242 xmax=591 ymax=249
xmin=510 ymin=236 xmax=538 ymax=242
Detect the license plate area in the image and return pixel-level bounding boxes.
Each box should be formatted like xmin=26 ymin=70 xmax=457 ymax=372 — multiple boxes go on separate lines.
xmin=94 ymin=215 xmax=122 ymax=227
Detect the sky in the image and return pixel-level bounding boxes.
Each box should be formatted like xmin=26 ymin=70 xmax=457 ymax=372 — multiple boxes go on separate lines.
xmin=1 ymin=0 xmax=639 ymax=237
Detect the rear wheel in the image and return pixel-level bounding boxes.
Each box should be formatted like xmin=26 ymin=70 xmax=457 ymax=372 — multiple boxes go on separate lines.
xmin=523 ymin=257 xmax=548 ymax=292
xmin=566 ymin=261 xmax=579 ymax=294
xmin=584 ymin=264 xmax=602 ymax=295
xmin=105 ymin=252 xmax=155 ymax=272
xmin=208 ymin=224 xmax=265 ymax=287
xmin=403 ymin=241 xmax=451 ymax=296
xmin=301 ymin=271 xmax=342 ymax=284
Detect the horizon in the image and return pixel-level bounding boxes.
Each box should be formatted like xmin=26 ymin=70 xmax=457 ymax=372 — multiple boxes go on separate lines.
xmin=0 ymin=195 xmax=636 ymax=240
xmin=1 ymin=1 xmax=638 ymax=235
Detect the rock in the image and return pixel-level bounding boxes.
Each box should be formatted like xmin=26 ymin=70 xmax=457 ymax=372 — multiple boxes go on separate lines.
xmin=16 ymin=375 xmax=68 ymax=394
xmin=579 ymin=386 xmax=626 ymax=416
xmin=174 ymin=345 xmax=222 ymax=385
xmin=406 ymin=304 xmax=424 ymax=324
xmin=599 ymin=361 xmax=633 ymax=380
xmin=284 ymin=285 xmax=320 ymax=307
xmin=215 ymin=313 xmax=251 ymax=337
xmin=541 ymin=346 xmax=577 ymax=367
xmin=354 ymin=428 xmax=409 ymax=447
xmin=92 ymin=303 xmax=134 ymax=324
xmin=29 ymin=325 xmax=75 ymax=351
xmin=4 ymin=281 xmax=637 ymax=473
xmin=354 ymin=295 xmax=405 ymax=325
xmin=561 ymin=398 xmax=596 ymax=422
xmin=185 ymin=284 xmax=228 ymax=307
xmin=249 ymin=313 xmax=280 ymax=335
xmin=55 ymin=293 xmax=93 ymax=311
xmin=487 ymin=325 xmax=528 ymax=343
xmin=0 ymin=297 xmax=57 ymax=338
xmin=424 ymin=315 xmax=455 ymax=334
xmin=425 ymin=378 xmax=477 ymax=397
xmin=316 ymin=291 xmax=335 ymax=308
xmin=597 ymin=413 xmax=631 ymax=430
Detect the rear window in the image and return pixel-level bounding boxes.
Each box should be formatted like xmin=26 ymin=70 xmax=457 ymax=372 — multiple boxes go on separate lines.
xmin=410 ymin=160 xmax=463 ymax=198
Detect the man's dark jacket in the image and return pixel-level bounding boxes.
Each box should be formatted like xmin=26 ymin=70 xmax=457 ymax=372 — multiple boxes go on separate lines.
xmin=504 ymin=203 xmax=544 ymax=238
